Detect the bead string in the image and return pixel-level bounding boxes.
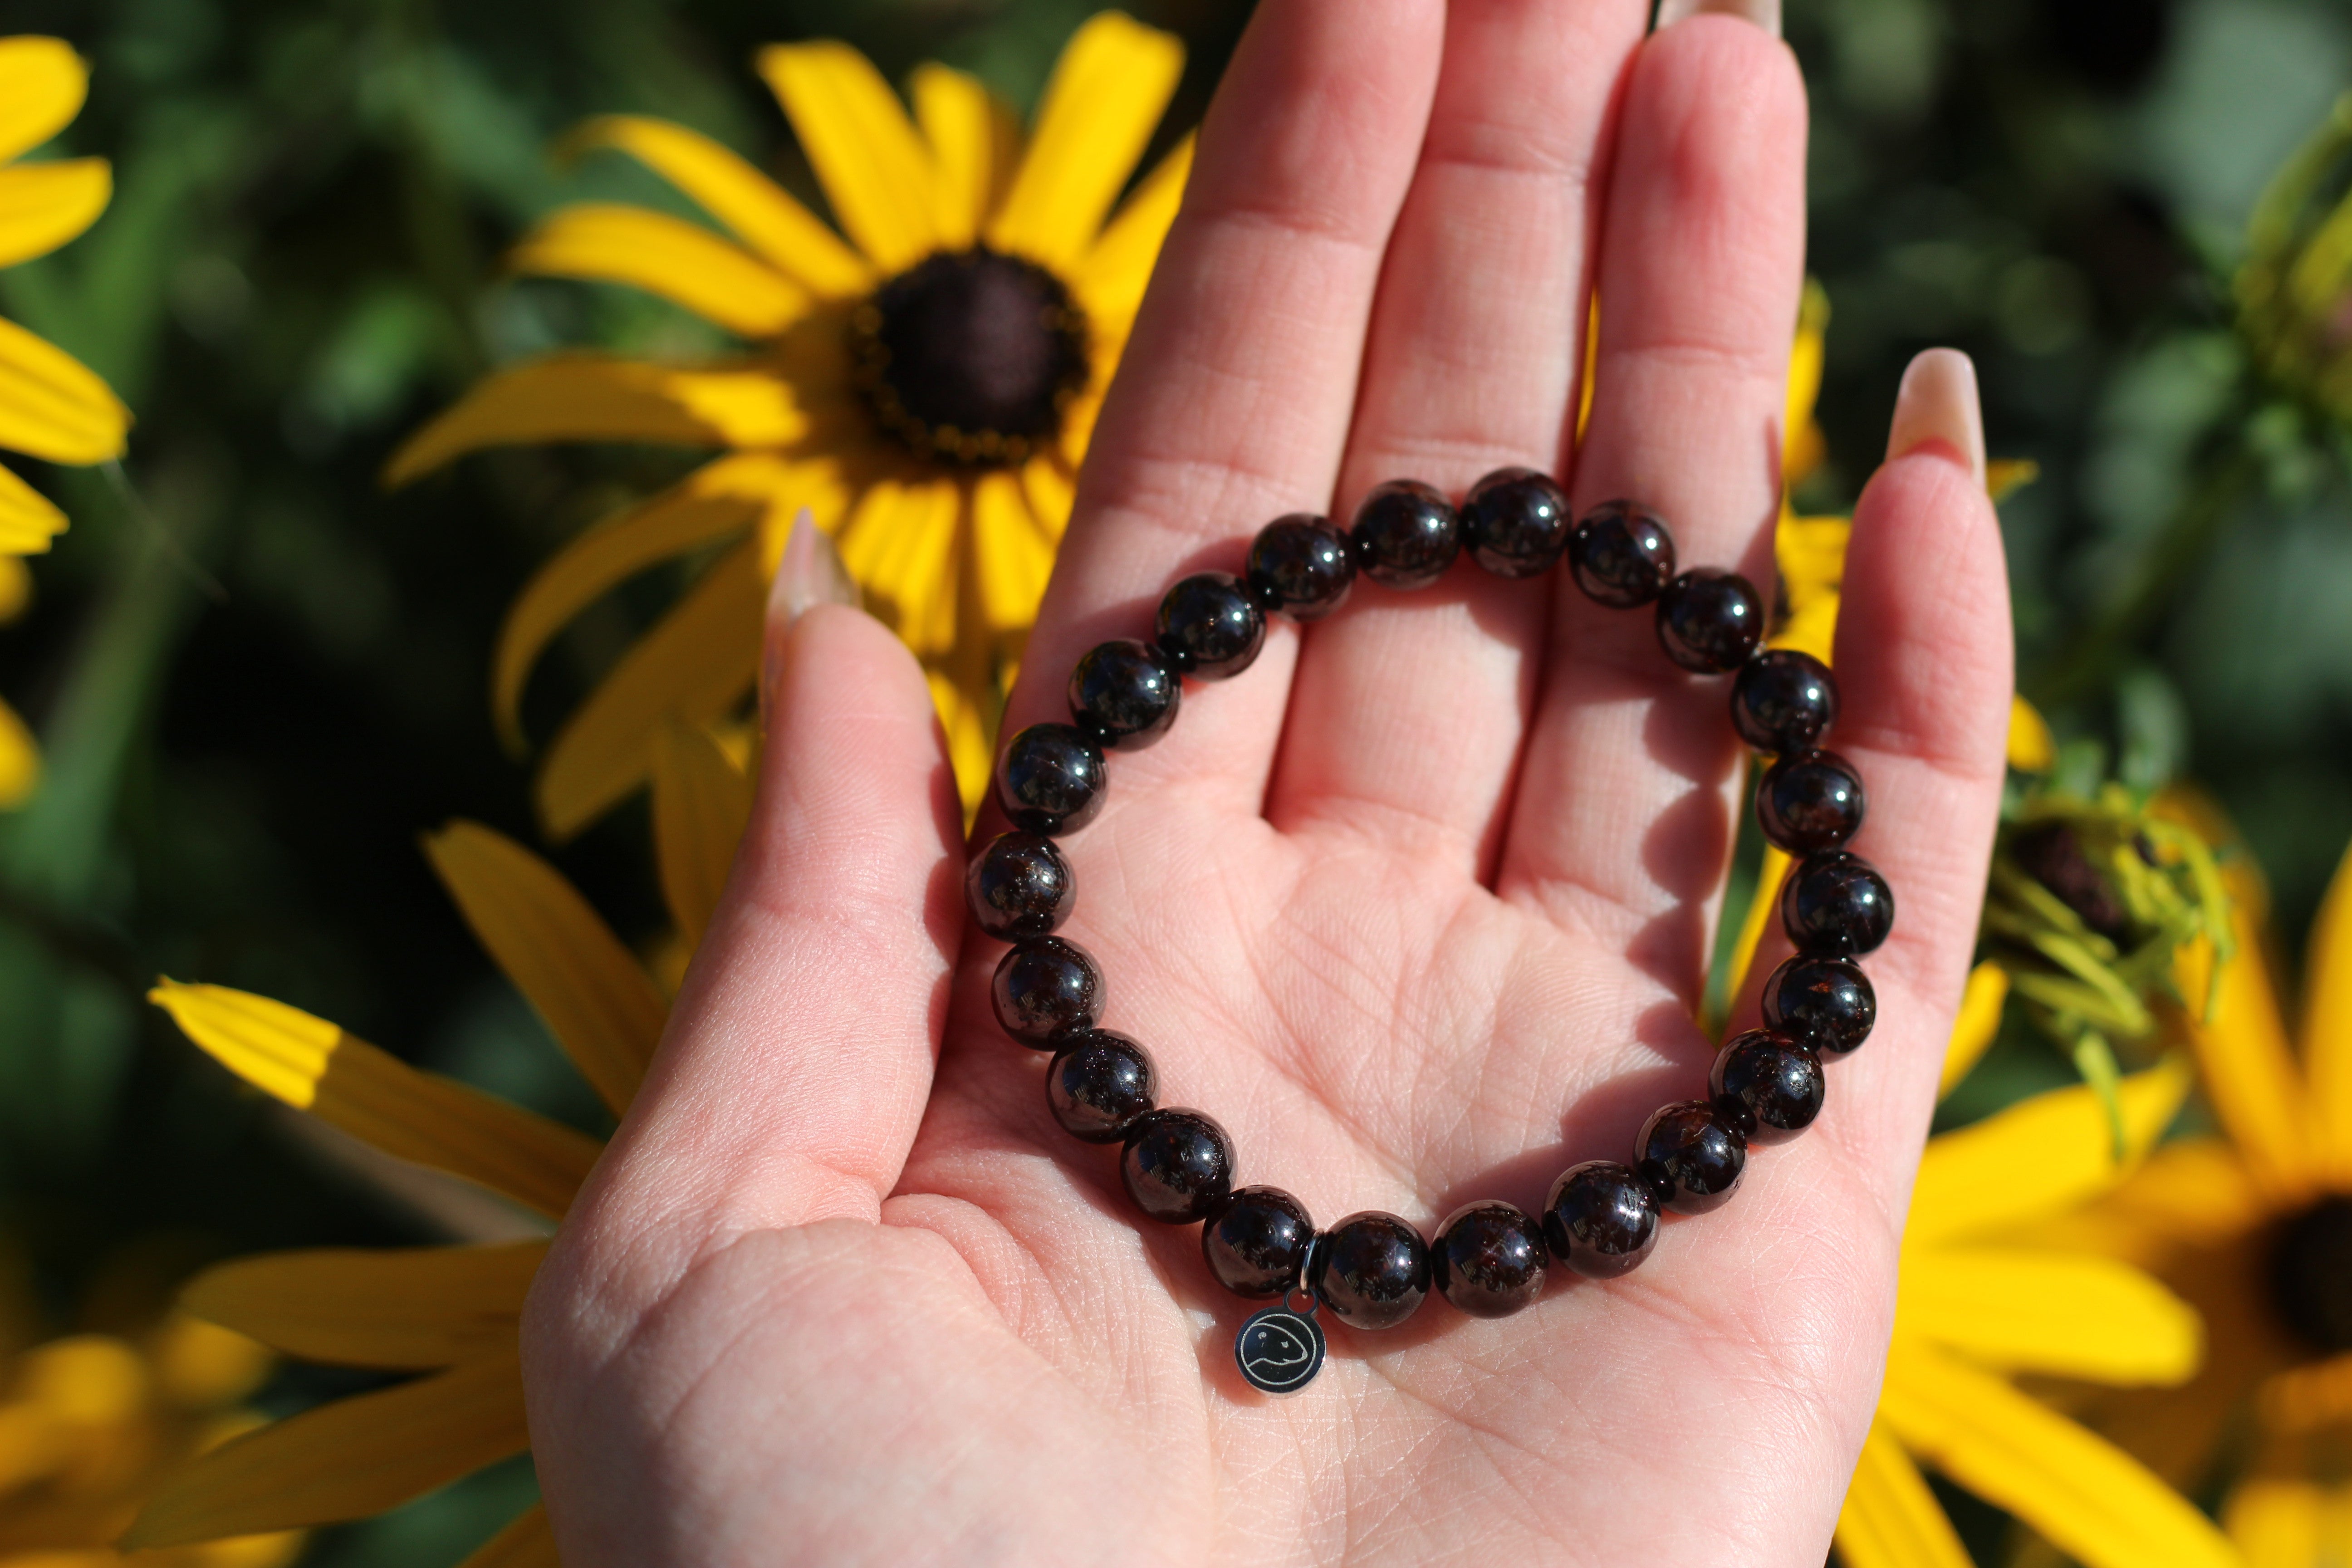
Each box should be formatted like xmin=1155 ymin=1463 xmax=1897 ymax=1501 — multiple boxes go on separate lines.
xmin=968 ymin=468 xmax=1893 ymax=1377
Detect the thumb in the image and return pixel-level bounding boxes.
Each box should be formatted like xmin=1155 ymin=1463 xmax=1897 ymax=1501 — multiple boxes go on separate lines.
xmin=590 ymin=527 xmax=965 ymax=1247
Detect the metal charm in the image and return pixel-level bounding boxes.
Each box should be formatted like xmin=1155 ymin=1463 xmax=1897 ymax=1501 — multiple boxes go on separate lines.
xmin=1235 ymin=1289 xmax=1325 ymax=1395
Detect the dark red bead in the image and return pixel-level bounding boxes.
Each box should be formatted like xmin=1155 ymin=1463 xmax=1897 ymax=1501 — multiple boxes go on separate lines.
xmin=1349 ymin=479 xmax=1459 ymax=589
xmin=996 ymin=722 xmax=1106 ymax=836
xmin=1044 ymin=1029 xmax=1156 ymax=1143
xmin=1203 ymin=1185 xmax=1314 ymax=1298
xmin=1781 ymin=849 xmax=1895 ymax=955
xmin=1568 ymin=500 xmax=1677 ymax=608
xmin=1155 ymin=572 xmax=1264 ymax=679
xmin=1460 ymin=467 xmax=1570 ymax=580
xmin=1068 ymin=639 xmax=1179 ymax=751
xmin=1709 ymin=1029 xmax=1824 ymax=1144
xmin=1120 ymin=1108 xmax=1234 ymax=1223
xmin=965 ymin=831 xmax=1075 ymax=941
xmin=1759 ymin=953 xmax=1877 ymax=1054
xmin=1246 ymin=513 xmax=1355 ymax=620
xmin=1731 ymin=649 xmax=1839 ymax=753
xmin=1541 ymin=1161 xmax=1659 ymax=1279
xmin=990 ymin=935 xmax=1103 ymax=1047
xmin=1655 ymin=569 xmax=1763 ymax=673
xmin=1636 ymin=1100 xmax=1747 ymax=1215
xmin=1756 ymin=748 xmax=1866 ymax=855
xmin=1311 ymin=1210 xmax=1431 ymax=1329
xmin=1431 ymin=1200 xmax=1548 ymax=1318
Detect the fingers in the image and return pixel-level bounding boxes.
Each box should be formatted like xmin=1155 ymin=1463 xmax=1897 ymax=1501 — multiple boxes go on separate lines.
xmin=1265 ymin=0 xmax=1648 ymax=875
xmin=1002 ymin=0 xmax=1444 ymax=819
xmin=577 ymin=584 xmax=965 ymax=1264
xmin=1499 ymin=15 xmax=1809 ymax=989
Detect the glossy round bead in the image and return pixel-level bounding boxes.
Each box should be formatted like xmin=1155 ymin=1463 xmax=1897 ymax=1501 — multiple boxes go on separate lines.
xmin=990 ymin=935 xmax=1104 ymax=1047
xmin=1349 ymin=478 xmax=1459 ymax=590
xmin=1068 ymin=639 xmax=1180 ymax=752
xmin=1756 ymin=749 xmax=1867 ymax=855
xmin=965 ymin=831 xmax=1075 ymax=941
xmin=1431 ymin=1200 xmax=1548 ymax=1318
xmin=1460 ymin=467 xmax=1570 ymax=580
xmin=1781 ymin=849 xmax=1896 ymax=956
xmin=1708 ymin=1029 xmax=1825 ymax=1144
xmin=1202 ymin=1185 xmax=1315 ymax=1298
xmin=1731 ymin=649 xmax=1839 ymax=754
xmin=997 ymin=722 xmax=1107 ymax=836
xmin=1245 ymin=513 xmax=1355 ymax=621
xmin=1155 ymin=572 xmax=1264 ymax=680
xmin=1044 ymin=1029 xmax=1156 ymax=1143
xmin=1120 ymin=1108 xmax=1234 ymax=1223
xmin=1655 ymin=569 xmax=1764 ymax=673
xmin=1311 ymin=1211 xmax=1431 ymax=1330
xmin=1635 ymin=1100 xmax=1747 ymax=1215
xmin=1759 ymin=952 xmax=1877 ymax=1055
xmin=1541 ymin=1161 xmax=1660 ymax=1279
xmin=1568 ymin=500 xmax=1676 ymax=608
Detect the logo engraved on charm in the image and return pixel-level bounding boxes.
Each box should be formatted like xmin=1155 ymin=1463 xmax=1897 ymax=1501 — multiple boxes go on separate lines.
xmin=1235 ymin=1304 xmax=1325 ymax=1394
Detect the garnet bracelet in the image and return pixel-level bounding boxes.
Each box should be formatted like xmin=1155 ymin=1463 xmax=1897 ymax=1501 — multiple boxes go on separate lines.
xmin=968 ymin=469 xmax=1892 ymax=1395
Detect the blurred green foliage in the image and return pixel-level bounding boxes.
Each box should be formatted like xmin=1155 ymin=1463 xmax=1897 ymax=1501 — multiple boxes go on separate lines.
xmin=4 ymin=0 xmax=2352 ymax=1560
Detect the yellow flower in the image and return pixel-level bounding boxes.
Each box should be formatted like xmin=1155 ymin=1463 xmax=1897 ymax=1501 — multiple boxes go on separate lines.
xmin=127 ymin=724 xmax=750 ymax=1563
xmin=386 ymin=14 xmax=1190 ymax=831
xmin=0 ymin=35 xmax=132 ymax=809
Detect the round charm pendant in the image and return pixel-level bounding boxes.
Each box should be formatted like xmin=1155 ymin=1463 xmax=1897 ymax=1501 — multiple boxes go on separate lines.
xmin=1235 ymin=1299 xmax=1325 ymax=1394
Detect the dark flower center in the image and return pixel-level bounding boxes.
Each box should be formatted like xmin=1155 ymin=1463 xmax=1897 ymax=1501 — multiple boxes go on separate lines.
xmin=849 ymin=248 xmax=1090 ymax=467
xmin=2009 ymin=822 xmax=2130 ymax=941
xmin=2273 ymin=1197 xmax=2352 ymax=1351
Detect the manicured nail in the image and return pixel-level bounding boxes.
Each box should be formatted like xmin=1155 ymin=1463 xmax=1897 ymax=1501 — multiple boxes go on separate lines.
xmin=1885 ymin=348 xmax=1987 ymax=488
xmin=761 ymin=508 xmax=859 ymax=722
xmin=1654 ymin=0 xmax=1781 ymax=37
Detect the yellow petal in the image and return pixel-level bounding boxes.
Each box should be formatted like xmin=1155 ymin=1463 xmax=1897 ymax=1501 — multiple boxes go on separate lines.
xmin=986 ymin=14 xmax=1184 ymax=269
xmin=0 ymin=157 xmax=107 ymax=270
xmin=151 ymin=1315 xmax=275 ymax=1409
xmin=149 ymin=980 xmax=600 ymax=1219
xmin=970 ymin=469 xmax=1054 ymax=636
xmin=0 ymin=690 xmax=39 ymax=810
xmin=1895 ymin=1245 xmax=2200 ymax=1383
xmin=456 ymin=1504 xmax=558 ymax=1568
xmin=0 ymin=39 xmax=86 ymax=164
xmin=2229 ymin=1476 xmax=2326 ymax=1566
xmin=835 ymin=477 xmax=962 ymax=659
xmin=929 ymin=665 xmax=993 ymax=824
xmin=0 ymin=316 xmax=127 ymax=465
xmin=1907 ymin=1058 xmax=2190 ymax=1245
xmin=181 ymin=1243 xmax=543 ymax=1370
xmin=559 ymin=116 xmax=870 ymax=296
xmin=1021 ymin=454 xmax=1075 ymax=545
xmin=382 ymin=354 xmax=803 ymax=488
xmin=1939 ymin=960 xmax=2011 ymax=1096
xmin=1721 ymin=845 xmax=1790 ymax=1014
xmin=1784 ymin=279 xmax=1830 ymax=485
xmin=510 ymin=203 xmax=811 ymax=339
xmin=2008 ymin=692 xmax=2056 ymax=772
xmin=1071 ymin=135 xmax=1193 ymax=328
xmin=124 ymin=1352 xmax=528 ymax=1546
xmin=0 ymin=458 xmax=64 ymax=553
xmin=911 ymin=64 xmax=1004 ymax=250
xmin=2190 ymin=909 xmax=2317 ymax=1196
xmin=756 ymin=42 xmax=939 ymax=274
xmin=2303 ymin=834 xmax=2352 ymax=1171
xmin=1834 ymin=1416 xmax=1976 ymax=1568
xmin=423 ymin=821 xmax=666 ymax=1117
xmin=651 ymin=718 xmax=752 ymax=951
xmin=537 ymin=539 xmax=764 ymax=840
xmin=1776 ymin=513 xmax=1850 ymax=617
xmin=1988 ymin=458 xmax=2042 ymax=503
xmin=0 ymin=553 xmax=29 ymax=621
xmin=1879 ymin=1339 xmax=2239 ymax=1568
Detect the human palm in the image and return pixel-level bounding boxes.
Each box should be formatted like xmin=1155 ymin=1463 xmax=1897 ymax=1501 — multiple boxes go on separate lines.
xmin=522 ymin=2 xmax=2014 ymax=1563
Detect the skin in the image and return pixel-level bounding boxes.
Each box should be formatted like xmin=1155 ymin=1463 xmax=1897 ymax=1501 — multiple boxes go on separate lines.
xmin=519 ymin=3 xmax=2014 ymax=1564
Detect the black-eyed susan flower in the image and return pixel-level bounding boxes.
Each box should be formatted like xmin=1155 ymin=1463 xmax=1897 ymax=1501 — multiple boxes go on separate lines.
xmin=125 ymin=728 xmax=752 ymax=1563
xmin=386 ymin=13 xmax=1191 ymax=830
xmin=0 ymin=35 xmax=131 ymax=808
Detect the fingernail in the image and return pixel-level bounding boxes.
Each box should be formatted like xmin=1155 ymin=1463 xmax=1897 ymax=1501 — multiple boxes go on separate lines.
xmin=1885 ymin=348 xmax=1986 ymax=488
xmin=1654 ymin=0 xmax=1781 ymax=37
xmin=761 ymin=508 xmax=860 ymax=722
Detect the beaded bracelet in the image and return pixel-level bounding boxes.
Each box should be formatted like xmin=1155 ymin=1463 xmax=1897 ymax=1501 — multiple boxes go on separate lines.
xmin=969 ymin=468 xmax=1893 ymax=1396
